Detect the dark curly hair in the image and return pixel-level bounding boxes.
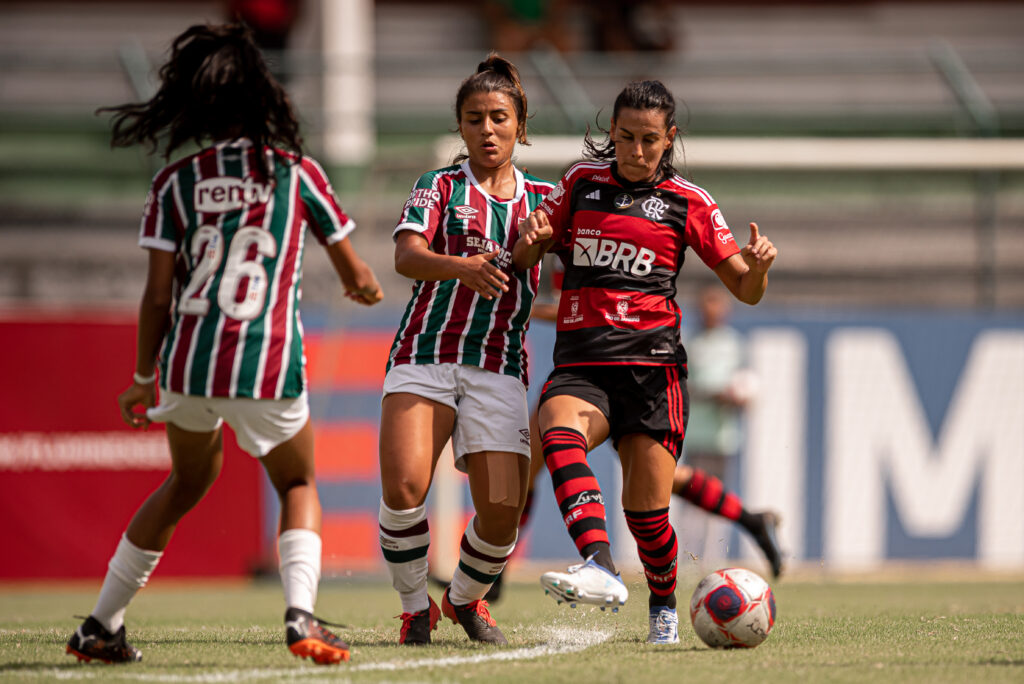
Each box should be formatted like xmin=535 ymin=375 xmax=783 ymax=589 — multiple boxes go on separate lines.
xmin=583 ymin=79 xmax=679 ymax=180
xmin=98 ymin=23 xmax=302 ymax=178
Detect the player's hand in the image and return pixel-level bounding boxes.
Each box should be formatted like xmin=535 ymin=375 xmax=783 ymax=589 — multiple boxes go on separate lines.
xmin=740 ymin=222 xmax=776 ymax=274
xmin=117 ymin=381 xmax=156 ymax=430
xmin=458 ymin=249 xmax=509 ymax=300
xmin=344 ymin=263 xmax=384 ymax=306
xmin=518 ymin=209 xmax=553 ymax=245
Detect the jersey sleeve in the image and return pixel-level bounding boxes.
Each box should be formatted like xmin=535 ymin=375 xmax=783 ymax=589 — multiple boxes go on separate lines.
xmin=138 ymin=166 xmax=184 ymax=253
xmin=535 ymin=168 xmax=575 ymax=245
xmin=298 ymin=157 xmax=355 ymax=246
xmin=685 ymin=195 xmax=740 ymax=269
xmin=393 ymin=170 xmax=448 ymax=244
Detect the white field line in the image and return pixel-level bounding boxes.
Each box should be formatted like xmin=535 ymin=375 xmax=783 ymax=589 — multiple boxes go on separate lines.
xmin=29 ymin=626 xmax=612 ymax=683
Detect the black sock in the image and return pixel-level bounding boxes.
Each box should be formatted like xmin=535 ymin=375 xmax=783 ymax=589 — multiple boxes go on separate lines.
xmin=581 ymin=541 xmax=617 ymax=575
xmin=649 ymin=592 xmax=677 ymax=610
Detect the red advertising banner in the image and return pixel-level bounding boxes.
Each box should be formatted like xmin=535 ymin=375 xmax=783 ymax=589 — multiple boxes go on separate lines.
xmin=0 ymin=311 xmax=264 ymax=578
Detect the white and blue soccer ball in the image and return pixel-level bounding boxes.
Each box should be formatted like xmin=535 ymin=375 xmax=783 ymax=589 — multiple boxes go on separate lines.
xmin=689 ymin=567 xmax=776 ymax=648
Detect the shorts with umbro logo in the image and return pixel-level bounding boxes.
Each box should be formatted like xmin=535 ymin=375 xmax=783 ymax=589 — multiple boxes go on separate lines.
xmin=538 ymin=362 xmax=689 ymax=460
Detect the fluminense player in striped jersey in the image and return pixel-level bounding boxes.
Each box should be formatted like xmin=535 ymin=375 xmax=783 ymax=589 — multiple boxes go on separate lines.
xmin=66 ymin=24 xmax=381 ymax=666
xmin=377 ymin=54 xmax=554 ymax=646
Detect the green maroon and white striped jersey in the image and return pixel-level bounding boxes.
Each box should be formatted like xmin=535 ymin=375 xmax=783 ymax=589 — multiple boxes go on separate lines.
xmin=139 ymin=138 xmax=354 ymax=399
xmin=387 ymin=161 xmax=553 ymax=384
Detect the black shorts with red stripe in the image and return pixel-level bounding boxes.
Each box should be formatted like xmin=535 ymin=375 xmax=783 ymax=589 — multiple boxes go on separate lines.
xmin=539 ymin=363 xmax=690 ymax=460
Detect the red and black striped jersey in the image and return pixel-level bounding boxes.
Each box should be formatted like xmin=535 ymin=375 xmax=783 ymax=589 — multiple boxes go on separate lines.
xmin=539 ymin=160 xmax=739 ymax=368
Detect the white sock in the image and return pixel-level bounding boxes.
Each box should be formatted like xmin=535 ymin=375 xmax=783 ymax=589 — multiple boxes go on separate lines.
xmin=91 ymin=534 xmax=163 ymax=633
xmin=448 ymin=518 xmax=516 ymax=606
xmin=378 ymin=500 xmax=430 ymax=615
xmin=278 ymin=528 xmax=322 ymax=613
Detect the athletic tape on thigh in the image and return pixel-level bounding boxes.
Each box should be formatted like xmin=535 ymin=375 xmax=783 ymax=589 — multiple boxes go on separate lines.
xmin=486 ymin=452 xmax=521 ymax=507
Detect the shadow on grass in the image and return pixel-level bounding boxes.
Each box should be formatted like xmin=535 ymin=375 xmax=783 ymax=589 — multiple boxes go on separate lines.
xmin=976 ymin=658 xmax=1024 ymax=667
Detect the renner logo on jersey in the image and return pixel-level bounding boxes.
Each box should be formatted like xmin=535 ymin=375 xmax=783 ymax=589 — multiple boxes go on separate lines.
xmin=573 ymin=237 xmax=656 ymax=276
xmin=194 ymin=177 xmax=272 ymax=213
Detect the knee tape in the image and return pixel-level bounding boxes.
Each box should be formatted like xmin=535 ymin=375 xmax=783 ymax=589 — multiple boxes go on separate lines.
xmin=486 ymin=452 xmax=523 ymax=508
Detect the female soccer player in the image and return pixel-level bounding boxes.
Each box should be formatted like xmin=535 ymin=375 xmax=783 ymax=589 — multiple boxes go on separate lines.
xmin=378 ymin=53 xmax=553 ymax=646
xmin=513 ymin=80 xmax=778 ymax=644
xmin=66 ymin=24 xmax=382 ymax=666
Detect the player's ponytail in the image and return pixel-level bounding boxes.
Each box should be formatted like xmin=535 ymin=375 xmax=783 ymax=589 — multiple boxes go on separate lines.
xmin=98 ymin=23 xmax=302 ymax=178
xmin=583 ymin=79 xmax=680 ymax=180
xmin=455 ymin=52 xmax=529 ymax=145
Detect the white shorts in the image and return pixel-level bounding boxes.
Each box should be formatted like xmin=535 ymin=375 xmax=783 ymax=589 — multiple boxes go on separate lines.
xmin=146 ymin=391 xmax=309 ymax=457
xmin=382 ymin=363 xmax=531 ymax=471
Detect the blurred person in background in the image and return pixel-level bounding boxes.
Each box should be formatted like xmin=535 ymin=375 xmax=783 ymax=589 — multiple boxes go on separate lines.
xmin=481 ymin=0 xmax=574 ymax=53
xmin=378 ymin=53 xmax=554 ymax=647
xmin=514 ymin=79 xmax=778 ymax=645
xmin=675 ymin=284 xmax=768 ymax=570
xmin=227 ymin=0 xmax=301 ymax=51
xmin=587 ymin=0 xmax=678 ymax=53
xmin=226 ymin=0 xmax=302 ymax=81
xmin=66 ymin=23 xmax=381 ymax=666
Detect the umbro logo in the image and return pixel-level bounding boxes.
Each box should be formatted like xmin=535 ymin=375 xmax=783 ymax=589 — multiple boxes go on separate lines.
xmin=585 ymin=189 xmax=600 ymax=201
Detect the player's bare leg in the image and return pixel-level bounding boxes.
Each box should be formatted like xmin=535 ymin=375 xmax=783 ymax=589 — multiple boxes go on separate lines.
xmin=378 ymin=394 xmax=452 ymax=645
xmin=619 ymin=434 xmax=680 ymax=644
xmin=68 ymin=425 xmax=223 ymax=664
xmin=262 ymin=419 xmax=349 ymax=664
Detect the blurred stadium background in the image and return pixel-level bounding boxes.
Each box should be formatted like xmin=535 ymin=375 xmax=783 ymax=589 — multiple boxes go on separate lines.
xmin=1 ymin=0 xmax=1022 ymax=583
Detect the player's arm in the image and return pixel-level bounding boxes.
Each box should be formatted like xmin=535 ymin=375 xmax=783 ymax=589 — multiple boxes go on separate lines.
xmin=394 ymin=230 xmax=509 ymax=301
xmin=512 ymin=208 xmax=554 ymax=271
xmin=714 ymin=222 xmax=777 ymax=305
xmin=118 ymin=248 xmax=174 ymax=429
xmin=325 ymin=238 xmax=383 ymax=305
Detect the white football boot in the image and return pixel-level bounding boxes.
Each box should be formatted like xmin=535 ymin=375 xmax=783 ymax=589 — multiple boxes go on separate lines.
xmin=647 ymin=606 xmax=679 ymax=644
xmin=540 ymin=557 xmax=628 ymax=611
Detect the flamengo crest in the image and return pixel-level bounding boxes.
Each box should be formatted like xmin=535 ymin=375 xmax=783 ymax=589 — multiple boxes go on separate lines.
xmin=642 ymin=196 xmax=668 ymax=221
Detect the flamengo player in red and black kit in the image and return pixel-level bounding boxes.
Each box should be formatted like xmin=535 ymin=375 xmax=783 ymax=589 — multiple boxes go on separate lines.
xmin=513 ymin=80 xmax=778 ymax=644
xmin=66 ymin=25 xmax=381 ymax=666
xmin=378 ymin=54 xmax=554 ymax=647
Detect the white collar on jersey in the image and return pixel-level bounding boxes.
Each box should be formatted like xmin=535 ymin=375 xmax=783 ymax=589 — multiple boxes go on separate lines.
xmin=211 ymin=137 xmax=253 ymax=149
xmin=460 ymin=161 xmax=524 ymax=204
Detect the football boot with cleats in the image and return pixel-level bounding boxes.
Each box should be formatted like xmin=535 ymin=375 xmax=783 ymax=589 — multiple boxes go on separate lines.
xmin=441 ymin=588 xmax=507 ymax=645
xmin=285 ymin=607 xmax=350 ymax=664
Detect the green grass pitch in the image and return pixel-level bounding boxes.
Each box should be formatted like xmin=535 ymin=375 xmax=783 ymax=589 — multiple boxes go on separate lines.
xmin=1 ymin=571 xmax=1022 ymax=683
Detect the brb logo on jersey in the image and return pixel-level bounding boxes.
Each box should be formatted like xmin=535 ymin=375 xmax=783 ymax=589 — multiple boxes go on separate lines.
xmin=195 ymin=177 xmax=272 ymax=213
xmin=573 ymin=235 xmax=656 ymax=276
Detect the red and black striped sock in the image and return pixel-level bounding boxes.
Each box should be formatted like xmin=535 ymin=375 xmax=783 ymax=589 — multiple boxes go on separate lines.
xmin=677 ymin=467 xmax=743 ymax=521
xmin=542 ymin=427 xmax=615 ymax=573
xmin=624 ymin=507 xmax=678 ymax=609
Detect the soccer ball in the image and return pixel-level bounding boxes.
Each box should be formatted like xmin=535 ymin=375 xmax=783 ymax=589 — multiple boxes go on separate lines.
xmin=689 ymin=567 xmax=776 ymax=648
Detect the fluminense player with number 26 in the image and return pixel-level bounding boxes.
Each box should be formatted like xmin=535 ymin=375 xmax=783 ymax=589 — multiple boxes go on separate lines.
xmin=66 ymin=23 xmax=381 ymax=667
